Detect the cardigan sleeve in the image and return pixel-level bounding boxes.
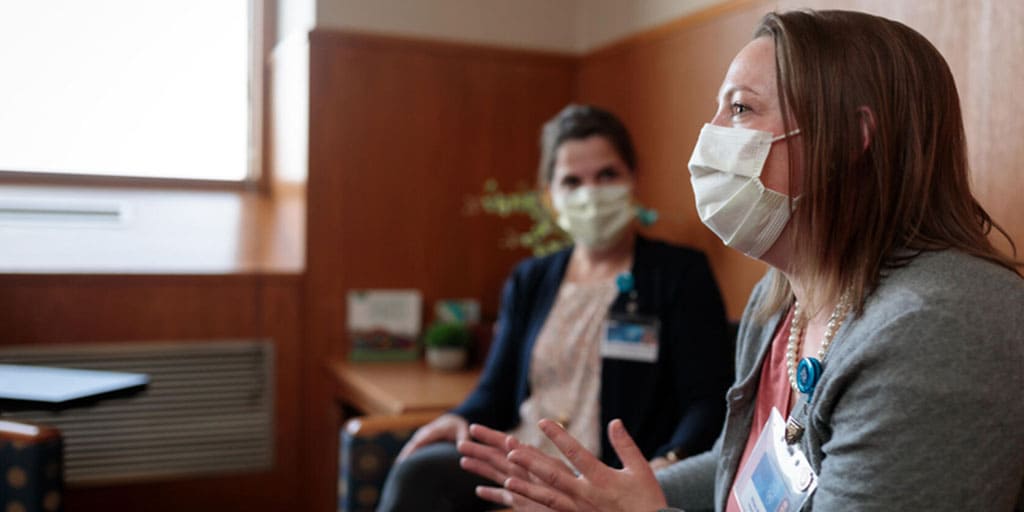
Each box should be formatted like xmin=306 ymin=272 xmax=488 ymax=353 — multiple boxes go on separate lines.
xmin=807 ymin=304 xmax=1024 ymax=510
xmin=657 ymin=431 xmax=722 ymax=511
xmin=450 ymin=262 xmax=531 ymax=430
xmin=655 ymin=252 xmax=733 ymax=459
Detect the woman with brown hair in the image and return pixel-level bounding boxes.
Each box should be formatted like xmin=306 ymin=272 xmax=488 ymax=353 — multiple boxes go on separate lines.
xmin=457 ymin=9 xmax=1024 ymax=511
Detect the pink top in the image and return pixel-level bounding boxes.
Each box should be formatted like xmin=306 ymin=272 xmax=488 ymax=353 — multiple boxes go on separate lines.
xmin=509 ymin=279 xmax=617 ymax=459
xmin=725 ymin=306 xmax=795 ymax=512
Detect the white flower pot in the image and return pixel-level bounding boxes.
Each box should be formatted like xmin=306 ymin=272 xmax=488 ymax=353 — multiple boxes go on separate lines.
xmin=426 ymin=347 xmax=468 ymax=371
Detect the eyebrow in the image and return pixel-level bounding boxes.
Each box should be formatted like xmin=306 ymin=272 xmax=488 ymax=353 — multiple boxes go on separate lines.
xmin=716 ymin=84 xmax=760 ymax=103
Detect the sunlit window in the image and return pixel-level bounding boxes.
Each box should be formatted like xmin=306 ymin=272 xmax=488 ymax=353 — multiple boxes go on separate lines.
xmin=0 ymin=0 xmax=251 ymax=181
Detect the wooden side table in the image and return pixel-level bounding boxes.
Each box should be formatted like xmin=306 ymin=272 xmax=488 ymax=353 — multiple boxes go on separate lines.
xmin=327 ymin=360 xmax=481 ymax=416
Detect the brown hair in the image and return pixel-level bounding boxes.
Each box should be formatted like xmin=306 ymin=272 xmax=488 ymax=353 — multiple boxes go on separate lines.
xmin=754 ymin=10 xmax=1021 ymax=318
xmin=538 ymin=104 xmax=636 ymax=185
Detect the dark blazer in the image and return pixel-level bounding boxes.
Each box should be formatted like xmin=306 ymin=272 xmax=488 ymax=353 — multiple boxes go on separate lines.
xmin=453 ymin=235 xmax=732 ymax=467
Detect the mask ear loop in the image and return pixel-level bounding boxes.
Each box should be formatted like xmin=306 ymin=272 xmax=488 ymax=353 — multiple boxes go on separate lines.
xmin=770 ymin=129 xmax=802 ymax=212
xmin=772 ymin=128 xmax=802 ymax=142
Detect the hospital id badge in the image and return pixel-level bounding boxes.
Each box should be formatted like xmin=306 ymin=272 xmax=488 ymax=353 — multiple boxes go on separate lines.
xmin=601 ymin=313 xmax=659 ymax=363
xmin=733 ymin=407 xmax=817 ymax=512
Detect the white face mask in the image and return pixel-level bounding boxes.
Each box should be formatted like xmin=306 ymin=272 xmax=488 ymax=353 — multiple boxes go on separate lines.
xmin=552 ymin=184 xmax=634 ymax=250
xmin=688 ymin=123 xmax=800 ymax=258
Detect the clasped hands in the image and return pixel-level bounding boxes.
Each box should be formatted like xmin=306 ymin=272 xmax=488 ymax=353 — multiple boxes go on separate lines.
xmin=456 ymin=418 xmax=669 ymax=511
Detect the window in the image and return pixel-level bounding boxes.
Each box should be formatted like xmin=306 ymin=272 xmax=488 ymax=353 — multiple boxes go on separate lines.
xmin=0 ymin=1 xmax=254 ymax=182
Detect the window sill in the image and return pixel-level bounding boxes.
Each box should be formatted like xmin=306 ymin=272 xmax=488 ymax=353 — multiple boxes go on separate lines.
xmin=0 ymin=183 xmax=304 ymax=275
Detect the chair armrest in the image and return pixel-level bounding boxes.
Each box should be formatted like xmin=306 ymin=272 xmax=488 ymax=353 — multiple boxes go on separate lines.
xmin=1 ymin=420 xmax=63 ymax=512
xmin=343 ymin=411 xmax=439 ymax=438
xmin=338 ymin=412 xmax=440 ymax=512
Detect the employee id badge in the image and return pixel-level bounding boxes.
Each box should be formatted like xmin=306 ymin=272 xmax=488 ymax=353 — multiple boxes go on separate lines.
xmin=733 ymin=407 xmax=817 ymax=512
xmin=601 ymin=313 xmax=660 ymax=363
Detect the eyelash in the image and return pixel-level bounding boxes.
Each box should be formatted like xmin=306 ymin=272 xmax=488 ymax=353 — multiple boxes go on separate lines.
xmin=560 ymin=168 xmax=621 ymax=187
xmin=731 ymin=102 xmax=751 ymax=116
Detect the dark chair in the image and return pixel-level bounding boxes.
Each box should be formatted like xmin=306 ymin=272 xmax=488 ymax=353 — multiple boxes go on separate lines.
xmin=0 ymin=419 xmax=63 ymax=512
xmin=338 ymin=412 xmax=437 ymax=512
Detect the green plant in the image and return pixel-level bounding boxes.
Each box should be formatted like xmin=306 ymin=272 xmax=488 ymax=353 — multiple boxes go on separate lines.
xmin=474 ymin=179 xmax=571 ymax=256
xmin=423 ymin=322 xmax=471 ymax=349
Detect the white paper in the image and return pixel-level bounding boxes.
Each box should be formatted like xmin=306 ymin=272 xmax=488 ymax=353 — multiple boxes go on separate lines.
xmin=347 ymin=289 xmax=423 ymax=337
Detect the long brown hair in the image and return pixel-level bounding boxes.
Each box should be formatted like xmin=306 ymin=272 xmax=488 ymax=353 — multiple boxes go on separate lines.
xmin=754 ymin=10 xmax=1021 ymax=318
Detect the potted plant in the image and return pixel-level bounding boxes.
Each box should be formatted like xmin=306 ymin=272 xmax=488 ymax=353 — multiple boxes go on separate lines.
xmin=423 ymin=321 xmax=471 ymax=371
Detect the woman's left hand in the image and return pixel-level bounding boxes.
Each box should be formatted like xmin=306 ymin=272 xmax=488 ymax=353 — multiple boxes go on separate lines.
xmin=484 ymin=418 xmax=670 ymax=511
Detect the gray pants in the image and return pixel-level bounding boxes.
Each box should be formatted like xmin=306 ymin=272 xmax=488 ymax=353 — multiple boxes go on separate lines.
xmin=376 ymin=442 xmax=504 ymax=512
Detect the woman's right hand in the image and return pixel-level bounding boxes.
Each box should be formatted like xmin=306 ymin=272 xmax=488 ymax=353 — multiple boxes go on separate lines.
xmin=395 ymin=413 xmax=469 ymax=462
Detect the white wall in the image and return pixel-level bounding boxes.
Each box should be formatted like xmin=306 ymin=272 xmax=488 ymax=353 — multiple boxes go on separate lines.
xmin=311 ymin=0 xmax=726 ymax=54
xmin=574 ymin=0 xmax=729 ymax=52
xmin=278 ymin=0 xmax=316 ymax=42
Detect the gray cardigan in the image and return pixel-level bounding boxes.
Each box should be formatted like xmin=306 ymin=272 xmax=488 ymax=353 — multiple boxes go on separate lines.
xmin=657 ymin=250 xmax=1024 ymax=511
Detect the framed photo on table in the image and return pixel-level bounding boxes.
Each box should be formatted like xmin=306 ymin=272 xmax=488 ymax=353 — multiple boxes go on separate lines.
xmin=347 ymin=289 xmax=422 ymax=362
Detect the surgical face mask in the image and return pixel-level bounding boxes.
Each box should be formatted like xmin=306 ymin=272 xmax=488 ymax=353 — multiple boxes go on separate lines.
xmin=688 ymin=123 xmax=800 ymax=258
xmin=551 ymin=184 xmax=634 ymax=250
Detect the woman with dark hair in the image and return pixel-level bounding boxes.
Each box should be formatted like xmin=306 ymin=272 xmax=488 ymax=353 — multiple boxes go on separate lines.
xmin=459 ymin=10 xmax=1024 ymax=511
xmin=376 ymin=105 xmax=733 ymax=511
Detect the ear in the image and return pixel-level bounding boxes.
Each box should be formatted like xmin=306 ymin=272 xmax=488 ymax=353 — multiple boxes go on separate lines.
xmin=540 ymin=186 xmax=557 ymax=215
xmin=857 ymin=106 xmax=876 ymax=152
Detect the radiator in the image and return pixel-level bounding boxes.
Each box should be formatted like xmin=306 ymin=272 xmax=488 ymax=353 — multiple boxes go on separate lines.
xmin=0 ymin=340 xmax=274 ymax=485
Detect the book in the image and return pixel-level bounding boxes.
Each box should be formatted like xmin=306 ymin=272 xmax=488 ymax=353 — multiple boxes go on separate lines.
xmin=346 ymin=290 xmax=422 ymax=362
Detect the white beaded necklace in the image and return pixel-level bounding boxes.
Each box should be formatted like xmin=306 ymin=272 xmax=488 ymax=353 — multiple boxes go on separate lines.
xmin=785 ymin=293 xmax=852 ymax=393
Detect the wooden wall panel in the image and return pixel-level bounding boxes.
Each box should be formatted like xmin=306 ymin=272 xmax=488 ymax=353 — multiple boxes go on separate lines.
xmin=0 ymin=276 xmax=256 ymax=343
xmin=0 ymin=273 xmax=303 ymax=512
xmin=302 ymin=30 xmax=576 ymax=512
xmin=577 ymin=0 xmax=1024 ymax=319
xmin=307 ymin=30 xmax=576 ymax=325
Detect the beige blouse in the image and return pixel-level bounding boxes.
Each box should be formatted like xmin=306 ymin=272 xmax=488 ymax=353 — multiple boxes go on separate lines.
xmin=509 ymin=278 xmax=618 ymax=459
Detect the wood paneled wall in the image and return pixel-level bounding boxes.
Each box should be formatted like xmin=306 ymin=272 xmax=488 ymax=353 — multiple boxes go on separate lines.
xmin=577 ymin=0 xmax=1024 ymax=319
xmin=302 ymin=30 xmax=576 ymax=511
xmin=0 ymin=273 xmax=303 ymax=512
